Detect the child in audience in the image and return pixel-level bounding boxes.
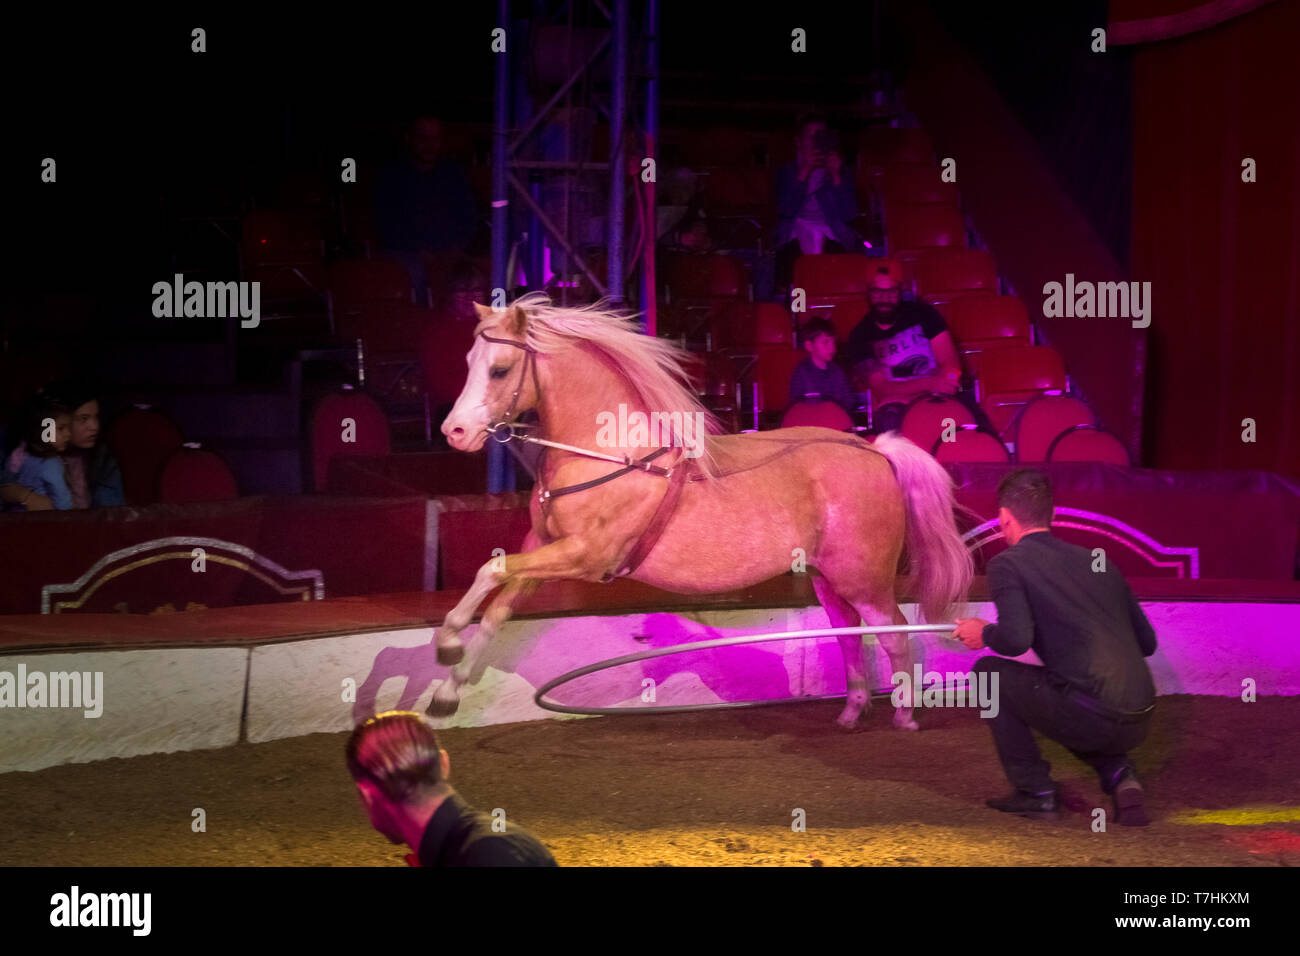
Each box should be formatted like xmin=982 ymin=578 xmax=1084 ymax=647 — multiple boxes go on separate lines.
xmin=15 ymin=401 xmax=75 ymax=510
xmin=788 ymin=317 xmax=858 ymax=415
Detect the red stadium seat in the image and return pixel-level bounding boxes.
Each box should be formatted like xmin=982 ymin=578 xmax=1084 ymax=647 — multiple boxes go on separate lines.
xmin=937 ymin=294 xmax=1031 ymax=378
xmin=914 ymin=248 xmax=999 ymax=302
xmin=899 ymin=395 xmax=975 ymax=452
xmin=157 ymin=446 xmax=239 ymax=503
xmin=310 ymin=391 xmax=391 ymax=492
xmin=661 ymin=252 xmax=749 ymax=302
xmin=328 ymin=259 xmax=414 ymax=310
xmin=858 ymin=127 xmax=935 ymax=168
xmin=793 ymin=255 xmax=900 ymax=317
xmin=977 ymin=346 xmax=1068 ymax=436
xmin=932 ymin=429 xmax=1010 ymax=464
xmin=878 ymin=164 xmax=958 ymax=207
xmin=241 ymin=208 xmax=327 ymax=301
xmin=715 ymin=302 xmax=794 ymax=351
xmin=826 ymin=299 xmax=870 ymax=341
xmin=755 ymin=347 xmax=806 ymax=418
xmin=1046 ymin=426 xmax=1131 ymax=465
xmin=336 ymin=300 xmax=434 ymax=354
xmin=105 ymin=407 xmax=185 ymax=506
xmin=886 ymin=204 xmax=967 ymax=260
xmin=700 ymin=167 xmax=773 ymax=214
xmin=1013 ymin=396 xmax=1096 ymax=462
xmin=782 ymin=400 xmax=853 ymax=431
xmin=938 ymin=295 xmax=1031 ymax=348
xmin=418 ymin=316 xmax=479 ymax=408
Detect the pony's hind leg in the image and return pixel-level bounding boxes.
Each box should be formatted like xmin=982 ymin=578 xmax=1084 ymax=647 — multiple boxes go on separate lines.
xmin=867 ymin=602 xmax=919 ymax=731
xmin=811 ymin=573 xmax=870 ymax=730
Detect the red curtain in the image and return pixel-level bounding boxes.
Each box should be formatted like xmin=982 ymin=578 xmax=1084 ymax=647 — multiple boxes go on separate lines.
xmin=1129 ymin=0 xmax=1300 ymax=476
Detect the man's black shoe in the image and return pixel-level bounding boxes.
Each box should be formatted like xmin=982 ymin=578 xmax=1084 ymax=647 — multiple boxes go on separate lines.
xmin=1112 ymin=770 xmax=1150 ymax=827
xmin=985 ymin=788 xmax=1062 ymax=821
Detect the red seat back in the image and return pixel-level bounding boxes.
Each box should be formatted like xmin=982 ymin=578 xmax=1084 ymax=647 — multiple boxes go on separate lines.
xmin=311 ymin=392 xmax=392 ymax=492
xmin=105 ymin=408 xmax=185 ymax=506
xmin=1047 ymin=426 xmax=1131 ymax=465
xmin=1014 ymin=396 xmax=1096 ymax=462
xmin=781 ymin=400 xmax=853 ymax=431
xmin=933 ymin=429 xmax=1010 ymax=463
xmin=158 ymin=447 xmax=238 ymax=503
xmin=419 ymin=316 xmax=479 ymax=407
xmin=338 ymin=301 xmax=435 ymax=354
xmin=755 ymin=347 xmax=806 ymax=415
xmin=879 ymin=164 xmax=958 ymax=206
xmin=887 ymin=204 xmax=967 ymax=256
xmin=662 ymin=253 xmax=748 ymax=301
xmin=899 ymin=396 xmax=975 ymax=451
xmin=328 ymin=259 xmax=413 ymax=308
xmin=977 ymin=346 xmax=1068 ymax=435
xmin=915 ymin=248 xmax=999 ymax=300
xmin=938 ymin=295 xmax=1030 ymax=346
xmin=715 ymin=302 xmax=793 ymax=350
xmin=858 ymin=127 xmax=934 ymax=167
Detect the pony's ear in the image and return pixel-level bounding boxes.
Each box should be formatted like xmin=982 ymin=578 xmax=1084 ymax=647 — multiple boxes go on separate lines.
xmin=504 ymin=304 xmax=529 ymax=335
xmin=472 ymin=302 xmax=494 ymax=322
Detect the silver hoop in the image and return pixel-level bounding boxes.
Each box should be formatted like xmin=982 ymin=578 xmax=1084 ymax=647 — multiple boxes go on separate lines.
xmin=533 ymin=622 xmax=959 ymax=716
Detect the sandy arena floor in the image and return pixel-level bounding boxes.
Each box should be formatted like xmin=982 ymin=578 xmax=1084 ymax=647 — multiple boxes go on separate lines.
xmin=1 ymin=695 xmax=1297 ymax=866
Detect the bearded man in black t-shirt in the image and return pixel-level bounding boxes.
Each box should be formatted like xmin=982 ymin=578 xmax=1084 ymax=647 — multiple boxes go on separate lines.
xmin=845 ymin=268 xmax=980 ymax=435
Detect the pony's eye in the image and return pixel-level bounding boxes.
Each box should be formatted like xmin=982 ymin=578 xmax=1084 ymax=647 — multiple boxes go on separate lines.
xmin=490 ymin=366 xmax=510 ymax=380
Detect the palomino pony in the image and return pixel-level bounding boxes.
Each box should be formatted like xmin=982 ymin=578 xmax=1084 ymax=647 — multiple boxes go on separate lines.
xmin=431 ymin=293 xmax=972 ymax=729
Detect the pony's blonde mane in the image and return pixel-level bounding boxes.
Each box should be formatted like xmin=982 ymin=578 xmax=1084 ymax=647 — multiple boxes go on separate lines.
xmin=476 ymin=292 xmax=722 ymax=478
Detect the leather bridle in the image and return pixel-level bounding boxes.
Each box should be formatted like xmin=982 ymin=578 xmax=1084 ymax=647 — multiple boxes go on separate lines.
xmin=474 ymin=331 xmax=680 ymax=506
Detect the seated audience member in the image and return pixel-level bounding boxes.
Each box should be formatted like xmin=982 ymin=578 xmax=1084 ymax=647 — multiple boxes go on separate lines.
xmin=772 ymin=113 xmax=859 ymax=292
xmin=844 ymin=267 xmax=973 ymax=434
xmin=372 ymin=114 xmax=479 ymax=303
xmin=788 ymin=317 xmax=858 ymax=416
xmin=346 ymin=711 xmax=558 ymax=867
xmin=15 ymin=381 xmax=126 ymax=509
xmin=662 ymin=203 xmax=715 ymax=254
xmin=1 ymin=466 xmax=53 ymax=511
xmin=441 ymin=257 xmax=490 ymax=325
xmin=14 ymin=400 xmax=75 ymax=510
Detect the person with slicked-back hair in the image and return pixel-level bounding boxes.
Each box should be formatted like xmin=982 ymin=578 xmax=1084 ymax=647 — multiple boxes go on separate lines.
xmin=346 ymin=711 xmax=557 ymax=867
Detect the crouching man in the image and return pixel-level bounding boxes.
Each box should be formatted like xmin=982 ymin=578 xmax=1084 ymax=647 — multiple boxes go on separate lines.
xmin=953 ymin=469 xmax=1157 ymax=826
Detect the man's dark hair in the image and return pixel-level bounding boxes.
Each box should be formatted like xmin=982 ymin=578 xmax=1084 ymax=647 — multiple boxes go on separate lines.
xmin=996 ymin=468 xmax=1054 ymax=528
xmin=795 ymin=111 xmax=828 ymax=135
xmin=447 ymin=257 xmax=487 ymax=293
xmin=799 ymin=317 xmax=836 ymax=346
xmin=346 ymin=711 xmax=445 ymax=804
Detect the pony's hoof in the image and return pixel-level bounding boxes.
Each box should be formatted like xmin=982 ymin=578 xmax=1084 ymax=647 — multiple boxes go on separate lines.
xmin=436 ymin=643 xmax=465 ymax=666
xmin=893 ymin=715 xmax=920 ymax=731
xmin=426 ymin=694 xmax=461 ymax=718
xmin=835 ymin=719 xmax=868 ymax=734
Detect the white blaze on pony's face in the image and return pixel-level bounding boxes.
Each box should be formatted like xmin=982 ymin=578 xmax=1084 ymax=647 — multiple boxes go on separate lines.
xmin=441 ymin=304 xmax=535 ymax=452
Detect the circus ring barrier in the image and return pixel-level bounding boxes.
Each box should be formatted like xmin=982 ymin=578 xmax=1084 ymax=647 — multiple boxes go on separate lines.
xmin=2 ymin=511 xmax=1298 ymax=773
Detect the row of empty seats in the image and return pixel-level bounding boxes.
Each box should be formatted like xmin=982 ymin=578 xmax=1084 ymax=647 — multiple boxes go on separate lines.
xmin=106 ymin=408 xmax=239 ymax=505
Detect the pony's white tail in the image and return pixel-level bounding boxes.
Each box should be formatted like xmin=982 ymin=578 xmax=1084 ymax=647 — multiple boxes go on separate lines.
xmin=871 ymin=431 xmax=974 ymax=624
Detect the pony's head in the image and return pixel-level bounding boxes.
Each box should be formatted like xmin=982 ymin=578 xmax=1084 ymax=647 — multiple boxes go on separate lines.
xmin=441 ymin=292 xmax=721 ymax=472
xmin=441 ymin=301 xmax=536 ymax=453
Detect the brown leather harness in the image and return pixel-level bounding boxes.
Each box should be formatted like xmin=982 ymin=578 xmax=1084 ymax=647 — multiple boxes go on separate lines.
xmin=476 ymin=329 xmax=886 ymax=581
xmin=478 ymin=330 xmax=698 ymax=580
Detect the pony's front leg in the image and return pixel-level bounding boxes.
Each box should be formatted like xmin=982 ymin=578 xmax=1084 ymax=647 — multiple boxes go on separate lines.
xmin=434 ymin=559 xmax=507 ymax=666
xmin=428 ymin=535 xmax=594 ymax=718
xmin=435 ymin=530 xmax=546 ymax=666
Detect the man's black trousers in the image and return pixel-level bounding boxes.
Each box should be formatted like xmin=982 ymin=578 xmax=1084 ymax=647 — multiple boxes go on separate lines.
xmin=972 ymin=657 xmax=1151 ymax=795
